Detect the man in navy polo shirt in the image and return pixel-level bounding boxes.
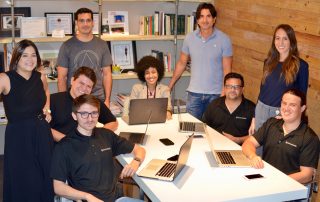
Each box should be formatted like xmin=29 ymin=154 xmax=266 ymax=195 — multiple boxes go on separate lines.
xmin=242 ymin=89 xmax=319 ymax=184
xmin=203 ymin=72 xmax=255 ymax=145
xmin=51 ymin=94 xmax=145 ymax=201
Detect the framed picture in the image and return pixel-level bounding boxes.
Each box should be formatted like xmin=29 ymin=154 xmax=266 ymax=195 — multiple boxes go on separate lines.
xmin=109 ymin=41 xmax=137 ymax=71
xmin=0 ymin=7 xmax=31 ymax=37
xmin=20 ymin=17 xmax=46 ymax=38
xmin=44 ymin=12 xmax=73 ymax=35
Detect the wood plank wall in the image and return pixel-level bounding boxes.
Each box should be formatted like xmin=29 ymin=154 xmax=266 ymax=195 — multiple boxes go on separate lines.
xmin=214 ymin=0 xmax=320 ymax=134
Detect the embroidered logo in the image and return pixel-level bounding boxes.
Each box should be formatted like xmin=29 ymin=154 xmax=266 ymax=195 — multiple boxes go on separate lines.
xmin=101 ymin=147 xmax=111 ymax=152
xmin=235 ymin=116 xmax=247 ymax=120
xmin=285 ymin=141 xmax=297 ymax=148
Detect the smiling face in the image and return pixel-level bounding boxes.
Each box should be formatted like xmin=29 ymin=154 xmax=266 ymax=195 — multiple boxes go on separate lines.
xmin=72 ymin=103 xmax=98 ymax=135
xmin=197 ymin=9 xmax=216 ymax=31
xmin=144 ymin=67 xmax=159 ymax=87
xmin=280 ymin=93 xmax=306 ymax=124
xmin=224 ymin=78 xmax=243 ymax=101
xmin=70 ymin=74 xmax=94 ymax=98
xmin=17 ymin=46 xmax=37 ymax=73
xmin=274 ymin=28 xmax=290 ymax=60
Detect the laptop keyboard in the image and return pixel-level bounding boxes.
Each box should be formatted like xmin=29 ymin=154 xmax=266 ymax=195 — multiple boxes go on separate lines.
xmin=181 ymin=122 xmax=195 ymax=131
xmin=156 ymin=162 xmax=177 ymax=177
xmin=216 ymin=152 xmax=236 ymax=164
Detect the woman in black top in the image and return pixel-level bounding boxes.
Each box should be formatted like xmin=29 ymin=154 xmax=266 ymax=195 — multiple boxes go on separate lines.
xmin=0 ymin=40 xmax=54 ymax=201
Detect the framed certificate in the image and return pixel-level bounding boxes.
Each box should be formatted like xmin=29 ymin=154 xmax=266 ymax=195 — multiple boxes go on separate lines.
xmin=0 ymin=7 xmax=31 ymax=37
xmin=45 ymin=13 xmax=73 ymax=35
xmin=109 ymin=41 xmax=137 ymax=71
xmin=20 ymin=17 xmax=46 ymax=38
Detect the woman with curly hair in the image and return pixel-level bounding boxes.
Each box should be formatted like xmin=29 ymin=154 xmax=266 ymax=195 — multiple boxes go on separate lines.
xmin=249 ymin=24 xmax=309 ymax=134
xmin=123 ymin=55 xmax=172 ymax=119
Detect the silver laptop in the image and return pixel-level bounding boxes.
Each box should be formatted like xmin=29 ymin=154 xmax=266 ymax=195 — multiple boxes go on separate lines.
xmin=138 ymin=134 xmax=194 ymax=181
xmin=204 ymin=125 xmax=251 ymax=167
xmin=176 ymin=100 xmax=205 ymax=133
xmin=119 ymin=112 xmax=151 ymax=144
xmin=122 ymin=98 xmax=167 ymax=125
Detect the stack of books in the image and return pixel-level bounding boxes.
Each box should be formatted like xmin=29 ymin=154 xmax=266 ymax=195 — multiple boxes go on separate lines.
xmin=173 ymin=99 xmax=187 ymax=114
xmin=151 ymin=50 xmax=172 ymax=72
xmin=112 ymin=93 xmax=130 ymax=116
xmin=110 ymin=102 xmax=122 ymax=117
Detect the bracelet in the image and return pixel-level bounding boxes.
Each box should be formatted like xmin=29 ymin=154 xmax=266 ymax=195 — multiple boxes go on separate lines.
xmin=43 ymin=108 xmax=51 ymax=114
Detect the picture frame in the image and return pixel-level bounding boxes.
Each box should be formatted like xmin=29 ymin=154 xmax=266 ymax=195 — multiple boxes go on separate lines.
xmin=108 ymin=41 xmax=137 ymax=72
xmin=44 ymin=12 xmax=73 ymax=35
xmin=0 ymin=7 xmax=31 ymax=37
xmin=20 ymin=17 xmax=46 ymax=38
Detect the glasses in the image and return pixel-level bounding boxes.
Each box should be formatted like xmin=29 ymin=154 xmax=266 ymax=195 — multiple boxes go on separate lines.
xmin=76 ymin=111 xmax=99 ymax=119
xmin=78 ymin=19 xmax=93 ymax=24
xmin=225 ymin=85 xmax=243 ymax=90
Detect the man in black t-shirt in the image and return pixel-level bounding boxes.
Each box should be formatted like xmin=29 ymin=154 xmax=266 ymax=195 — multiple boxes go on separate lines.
xmin=50 ymin=66 xmax=118 ymax=142
xmin=51 ymin=94 xmax=145 ymax=201
xmin=203 ymin=72 xmax=255 ymax=144
xmin=242 ymin=89 xmax=320 ymax=184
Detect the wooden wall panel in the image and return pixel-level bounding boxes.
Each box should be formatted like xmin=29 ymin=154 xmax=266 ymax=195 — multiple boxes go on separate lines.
xmin=214 ymin=0 xmax=320 ymax=134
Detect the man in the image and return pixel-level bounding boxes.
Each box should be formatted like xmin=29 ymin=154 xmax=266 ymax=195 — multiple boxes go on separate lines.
xmin=242 ymin=89 xmax=320 ymax=184
xmin=51 ymin=66 xmax=118 ymax=142
xmin=57 ymin=7 xmax=113 ymax=107
xmin=203 ymin=72 xmax=255 ymax=144
xmin=168 ymin=3 xmax=233 ymax=120
xmin=51 ymin=94 xmax=146 ymax=201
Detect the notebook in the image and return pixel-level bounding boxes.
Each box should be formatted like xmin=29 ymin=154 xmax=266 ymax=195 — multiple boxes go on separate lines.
xmin=119 ymin=112 xmax=151 ymax=144
xmin=204 ymin=125 xmax=251 ymax=167
xmin=176 ymin=100 xmax=205 ymax=133
xmin=138 ymin=134 xmax=194 ymax=181
xmin=122 ymin=98 xmax=168 ymax=125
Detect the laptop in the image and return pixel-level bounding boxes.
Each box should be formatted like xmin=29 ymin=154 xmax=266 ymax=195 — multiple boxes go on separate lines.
xmin=138 ymin=134 xmax=194 ymax=181
xmin=204 ymin=125 xmax=251 ymax=167
xmin=122 ymin=98 xmax=168 ymax=125
xmin=119 ymin=112 xmax=151 ymax=144
xmin=176 ymin=100 xmax=205 ymax=133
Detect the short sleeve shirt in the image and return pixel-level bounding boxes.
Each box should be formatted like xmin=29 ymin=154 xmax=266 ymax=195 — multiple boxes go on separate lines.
xmin=50 ymin=128 xmax=134 ymax=201
xmin=253 ymin=118 xmax=320 ymax=175
xmin=203 ymin=96 xmax=255 ymax=137
xmin=50 ymin=91 xmax=116 ymax=135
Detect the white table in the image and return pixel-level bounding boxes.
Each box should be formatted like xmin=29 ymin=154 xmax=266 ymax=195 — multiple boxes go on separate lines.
xmin=116 ymin=114 xmax=308 ymax=202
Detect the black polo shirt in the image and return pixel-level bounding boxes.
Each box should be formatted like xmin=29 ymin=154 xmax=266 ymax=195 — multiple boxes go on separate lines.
xmin=50 ymin=91 xmax=116 ymax=135
xmin=50 ymin=128 xmax=134 ymax=202
xmin=202 ymin=96 xmax=255 ymax=137
xmin=254 ymin=118 xmax=320 ymax=175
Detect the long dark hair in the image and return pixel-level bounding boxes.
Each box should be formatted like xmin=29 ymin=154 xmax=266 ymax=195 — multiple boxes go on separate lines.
xmin=262 ymin=24 xmax=300 ymax=85
xmin=9 ymin=39 xmax=41 ymax=71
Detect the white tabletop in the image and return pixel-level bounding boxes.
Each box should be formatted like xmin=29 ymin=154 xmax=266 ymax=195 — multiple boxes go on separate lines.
xmin=115 ymin=114 xmax=308 ymax=202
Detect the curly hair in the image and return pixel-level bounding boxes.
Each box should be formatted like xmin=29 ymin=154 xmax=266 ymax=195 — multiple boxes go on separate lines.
xmin=135 ymin=56 xmax=164 ymax=82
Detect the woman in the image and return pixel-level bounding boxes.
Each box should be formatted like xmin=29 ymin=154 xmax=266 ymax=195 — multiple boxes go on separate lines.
xmin=250 ymin=24 xmax=309 ymax=133
xmin=0 ymin=40 xmax=54 ymax=201
xmin=123 ymin=56 xmax=172 ymax=119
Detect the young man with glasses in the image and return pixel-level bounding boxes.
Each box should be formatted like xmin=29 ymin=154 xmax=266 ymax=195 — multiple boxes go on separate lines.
xmin=57 ymin=7 xmax=113 ymax=107
xmin=50 ymin=66 xmax=118 ymax=142
xmin=51 ymin=94 xmax=145 ymax=201
xmin=203 ymin=72 xmax=255 ymax=144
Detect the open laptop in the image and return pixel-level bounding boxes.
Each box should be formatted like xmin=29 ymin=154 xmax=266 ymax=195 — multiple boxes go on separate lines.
xmin=138 ymin=134 xmax=194 ymax=181
xmin=122 ymin=98 xmax=168 ymax=125
xmin=119 ymin=112 xmax=151 ymax=144
xmin=177 ymin=100 xmax=205 ymax=133
xmin=204 ymin=125 xmax=251 ymax=167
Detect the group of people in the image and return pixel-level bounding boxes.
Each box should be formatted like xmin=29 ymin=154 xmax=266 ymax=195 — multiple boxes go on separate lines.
xmin=0 ymin=2 xmax=319 ymax=202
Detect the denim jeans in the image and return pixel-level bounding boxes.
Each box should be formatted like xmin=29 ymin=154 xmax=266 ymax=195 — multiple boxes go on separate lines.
xmin=186 ymin=91 xmax=220 ymax=120
xmin=255 ymin=100 xmax=280 ymax=131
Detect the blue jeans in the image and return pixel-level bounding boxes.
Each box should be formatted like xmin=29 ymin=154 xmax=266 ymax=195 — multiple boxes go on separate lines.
xmin=186 ymin=92 xmax=220 ymax=120
xmin=255 ymin=100 xmax=280 ymax=131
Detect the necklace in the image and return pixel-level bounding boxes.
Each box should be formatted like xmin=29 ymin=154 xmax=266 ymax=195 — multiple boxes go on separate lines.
xmin=147 ymin=83 xmax=157 ymax=99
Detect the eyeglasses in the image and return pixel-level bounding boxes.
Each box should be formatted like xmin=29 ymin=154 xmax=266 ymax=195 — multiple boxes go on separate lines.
xmin=76 ymin=111 xmax=99 ymax=119
xmin=77 ymin=19 xmax=93 ymax=24
xmin=225 ymin=85 xmax=243 ymax=90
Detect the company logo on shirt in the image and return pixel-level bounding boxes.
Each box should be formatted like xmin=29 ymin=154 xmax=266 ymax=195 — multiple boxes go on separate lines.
xmin=235 ymin=116 xmax=246 ymax=120
xmin=285 ymin=141 xmax=297 ymax=148
xmin=101 ymin=147 xmax=111 ymax=152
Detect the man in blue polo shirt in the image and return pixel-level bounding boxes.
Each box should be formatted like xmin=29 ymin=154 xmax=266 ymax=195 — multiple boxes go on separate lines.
xmin=168 ymin=2 xmax=233 ymax=120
